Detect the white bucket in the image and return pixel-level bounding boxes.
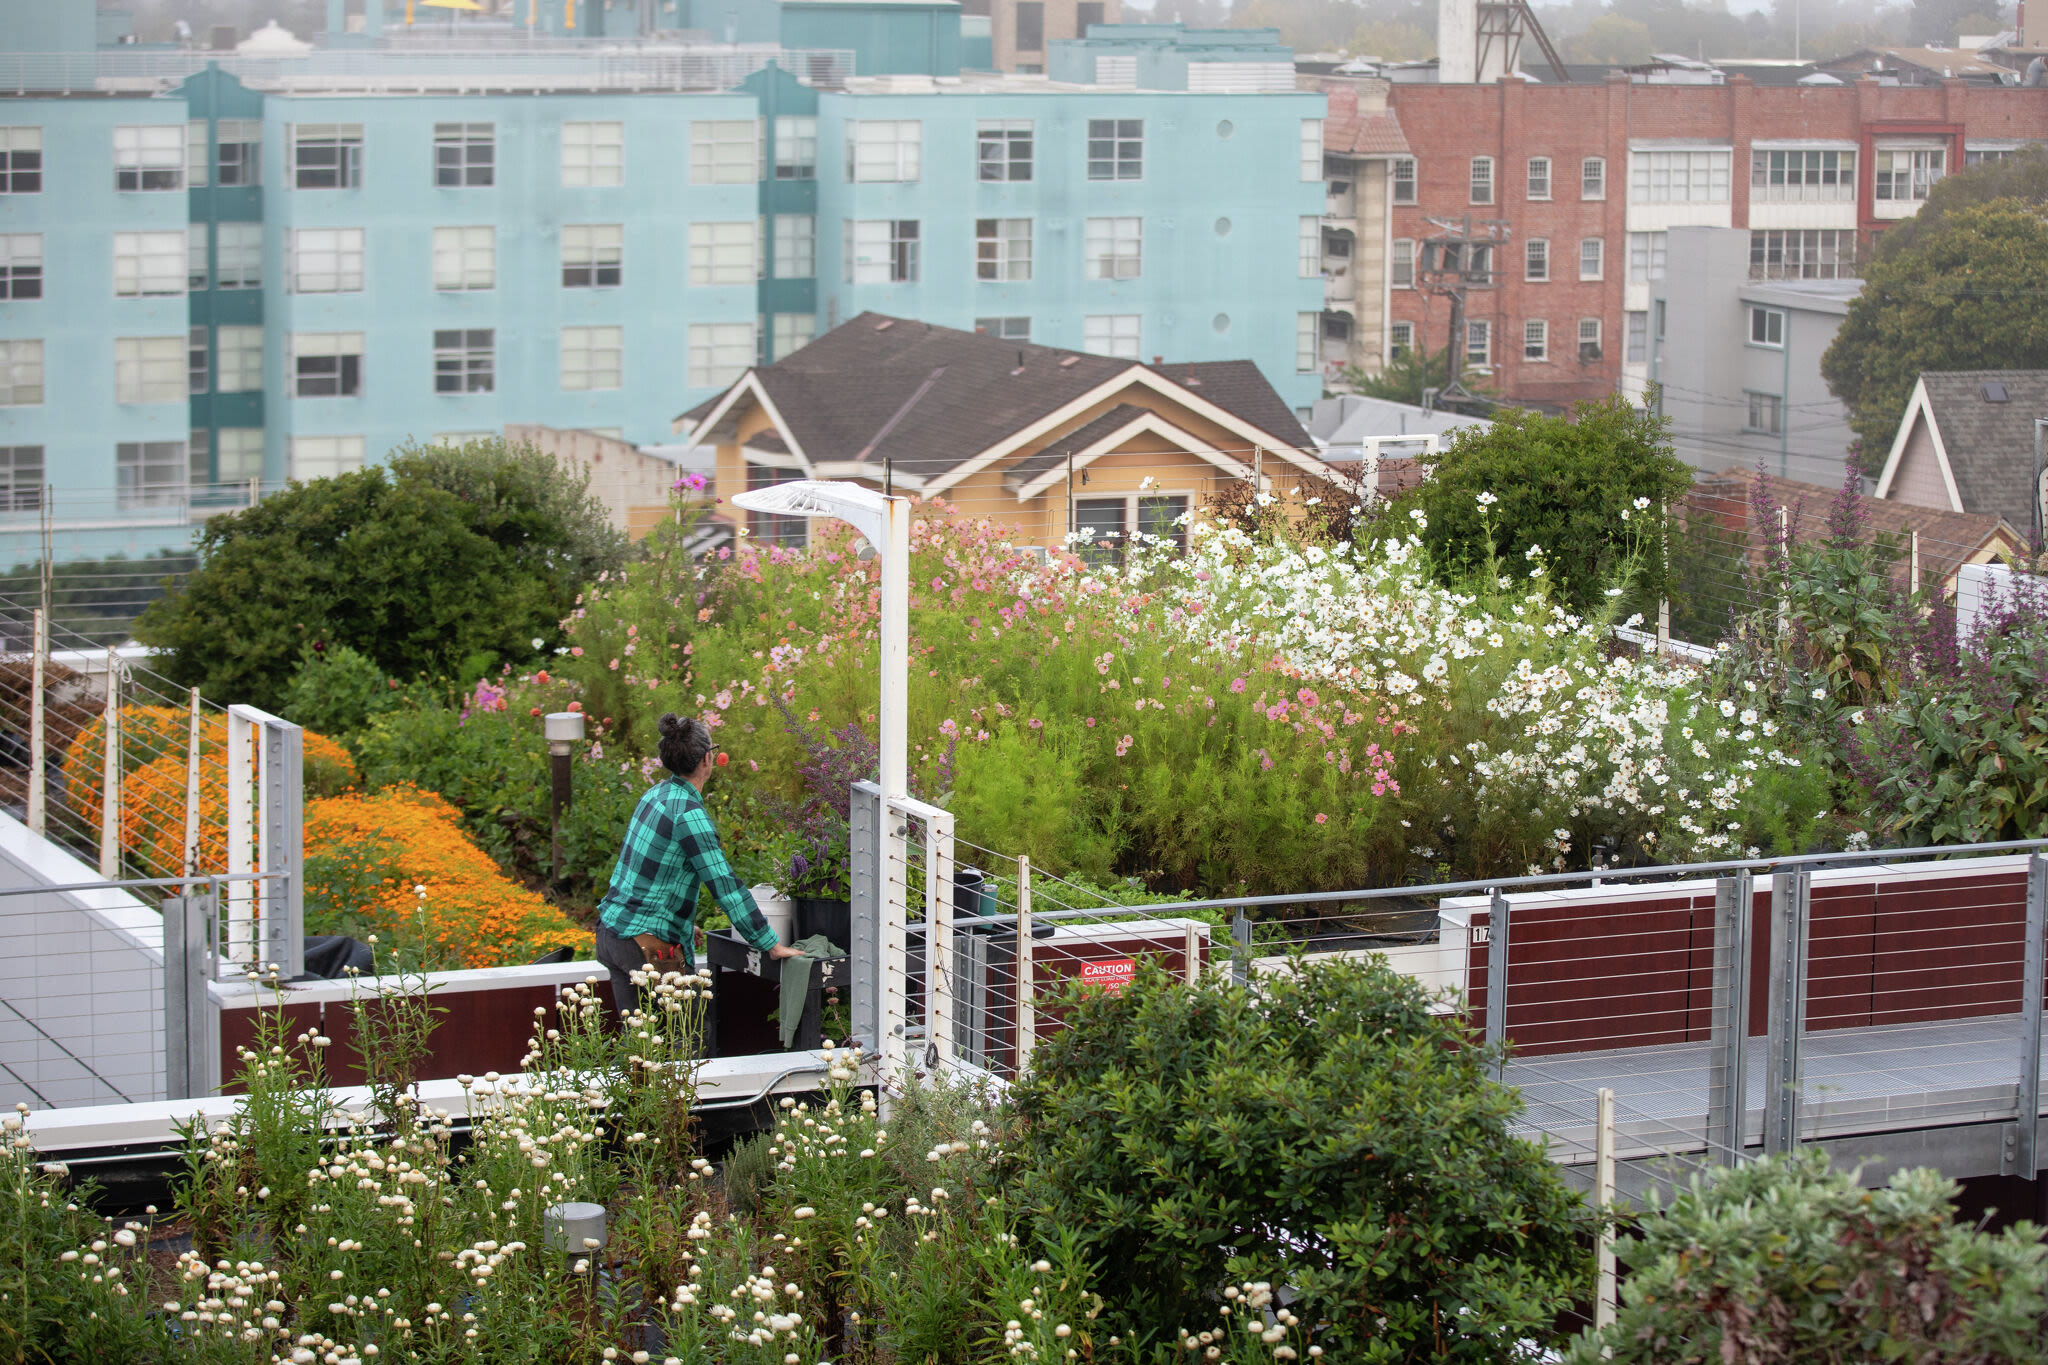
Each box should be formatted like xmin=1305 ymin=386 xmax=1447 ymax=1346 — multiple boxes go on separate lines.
xmin=750 ymin=885 xmax=795 ymax=945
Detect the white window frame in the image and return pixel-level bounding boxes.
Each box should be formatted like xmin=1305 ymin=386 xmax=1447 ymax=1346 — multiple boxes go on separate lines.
xmin=187 ymin=121 xmax=209 ymax=189
xmin=977 ymin=119 xmax=1032 ymax=182
xmin=114 ymin=231 xmax=187 ymax=297
xmin=1301 ymin=119 xmax=1323 ymax=182
xmin=845 ymin=219 xmax=919 ymax=284
xmin=116 ymin=440 xmax=188 ymax=507
xmin=1745 ymin=390 xmax=1783 ymax=435
xmin=0 ymin=233 xmax=42 ymax=300
xmin=560 ymin=325 xmax=623 ymax=391
xmin=1084 ymin=216 xmax=1141 ymax=281
xmin=1296 ymin=312 xmax=1319 ymax=373
xmin=773 ymin=215 xmax=816 ymax=279
xmin=561 ymin=224 xmax=623 ymax=289
xmin=1874 ymin=145 xmax=1945 ymax=202
xmin=771 ymin=313 xmax=816 ymax=357
xmin=215 ymin=222 xmax=261 ymax=290
xmin=1627 ymin=231 xmax=1667 ymax=283
xmin=1391 ymin=238 xmax=1415 ymax=289
xmin=689 ymin=221 xmax=756 ymax=286
xmin=188 ymin=224 xmax=209 ymax=292
xmin=1523 ymin=318 xmax=1548 ymax=363
xmin=115 ymin=335 xmax=186 ymax=404
xmin=1626 ymin=311 xmax=1648 ymax=364
xmin=1391 ymin=155 xmax=1416 ymax=204
xmin=291 ymin=435 xmax=365 ymax=480
xmin=1581 ymin=156 xmax=1605 ymax=200
xmin=291 ymin=228 xmax=365 ymax=294
xmin=292 ymin=331 xmax=365 ymax=398
xmin=561 ymin=120 xmax=623 ymax=187
xmin=1526 ymin=155 xmax=1551 ymax=201
xmin=690 ymin=120 xmax=757 ymax=185
xmin=1524 ymin=237 xmax=1548 ymax=282
xmin=1389 ymin=320 xmax=1413 ymax=356
xmin=1086 ymin=119 xmax=1143 ymax=181
xmin=976 ymin=217 xmax=1032 ymax=282
xmin=433 ymin=329 xmax=495 ymax=395
xmin=431 ymin=225 xmax=495 ymax=291
xmin=290 ymin=123 xmax=363 ymax=189
xmin=217 ymin=325 xmax=263 ymax=393
xmin=433 ymin=122 xmax=495 ymax=188
xmin=975 ymin=316 xmax=1030 ymax=341
xmin=1579 ymin=237 xmax=1604 ymax=281
xmin=1578 ymin=317 xmax=1602 ymax=361
xmin=1465 ymin=318 xmax=1491 ymax=367
xmin=1298 ymin=216 xmax=1321 ymax=278
xmin=1748 ymin=306 xmax=1785 ymax=349
xmin=1749 ymin=228 xmax=1855 ymax=281
xmin=774 ymin=115 xmax=818 ymax=180
xmin=114 ymin=124 xmax=183 ymax=192
xmin=1750 ymin=147 xmax=1855 ymax=203
xmin=1469 ymin=156 xmax=1494 ymax=205
xmin=0 ymin=340 xmax=44 ymax=406
xmin=215 ymin=118 xmax=260 ymax=187
xmin=1 ymin=127 xmax=42 ymax=195
xmin=845 ymin=120 xmax=922 ymax=184
xmin=1629 ymin=148 xmax=1732 ymax=204
xmin=1083 ymin=313 xmax=1141 ymax=359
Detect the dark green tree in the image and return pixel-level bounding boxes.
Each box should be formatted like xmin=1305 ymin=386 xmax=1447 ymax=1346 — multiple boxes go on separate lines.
xmin=136 ymin=439 xmax=624 ymax=709
xmin=1010 ymin=956 xmax=1591 ymax=1361
xmin=1394 ymin=394 xmax=1693 ymax=612
xmin=1823 ymin=171 xmax=2048 ymax=458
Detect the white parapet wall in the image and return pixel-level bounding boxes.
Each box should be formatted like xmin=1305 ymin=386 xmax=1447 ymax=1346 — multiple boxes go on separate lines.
xmin=0 ymin=811 xmax=166 ymax=1110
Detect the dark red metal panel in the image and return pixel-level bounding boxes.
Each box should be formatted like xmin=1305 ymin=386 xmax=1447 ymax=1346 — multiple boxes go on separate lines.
xmin=1806 ymin=881 xmax=1876 ymax=1030
xmin=219 ymin=984 xmax=567 ymax=1094
xmin=1864 ymin=869 xmax=2026 ymax=1028
xmin=1500 ymin=890 xmax=1711 ymax=1058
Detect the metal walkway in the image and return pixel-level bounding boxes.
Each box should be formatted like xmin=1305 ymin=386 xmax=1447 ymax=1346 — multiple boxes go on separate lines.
xmin=1509 ymin=1015 xmax=2045 ymax=1187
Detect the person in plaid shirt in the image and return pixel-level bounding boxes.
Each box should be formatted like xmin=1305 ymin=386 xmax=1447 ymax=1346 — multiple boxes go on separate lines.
xmin=594 ymin=713 xmax=797 ymax=1013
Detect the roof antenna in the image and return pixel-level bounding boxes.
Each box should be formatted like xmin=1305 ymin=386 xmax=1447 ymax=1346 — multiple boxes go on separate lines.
xmin=885 ymin=456 xmax=893 ymax=498
xmin=1017 ymin=349 xmax=1025 ymax=367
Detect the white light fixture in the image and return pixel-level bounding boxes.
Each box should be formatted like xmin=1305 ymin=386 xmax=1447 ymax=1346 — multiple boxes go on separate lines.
xmin=731 ymin=480 xmax=911 ymax=800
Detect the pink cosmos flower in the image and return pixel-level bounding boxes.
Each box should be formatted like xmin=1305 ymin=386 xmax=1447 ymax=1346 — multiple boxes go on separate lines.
xmin=1314 ymin=813 xmax=1329 ymax=824
xmin=1229 ymin=677 xmax=1247 ymax=694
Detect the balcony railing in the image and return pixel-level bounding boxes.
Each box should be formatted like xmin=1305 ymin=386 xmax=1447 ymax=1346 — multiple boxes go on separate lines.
xmin=0 ymin=45 xmax=854 ymax=95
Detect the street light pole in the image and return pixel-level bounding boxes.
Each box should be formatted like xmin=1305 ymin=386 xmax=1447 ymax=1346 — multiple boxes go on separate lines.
xmin=732 ymin=481 xmax=912 ymax=802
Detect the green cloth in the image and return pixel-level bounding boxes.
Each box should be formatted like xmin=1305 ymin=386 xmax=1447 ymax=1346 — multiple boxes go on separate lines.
xmin=595 ymin=777 xmax=777 ymax=969
xmin=780 ymin=934 xmax=846 ymax=1049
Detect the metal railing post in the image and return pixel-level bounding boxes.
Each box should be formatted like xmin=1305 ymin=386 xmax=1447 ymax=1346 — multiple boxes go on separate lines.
xmin=2015 ymin=853 xmax=2047 ymax=1177
xmin=182 ymin=687 xmax=202 ymax=879
xmin=163 ymin=893 xmax=208 ymax=1100
xmin=1485 ymin=888 xmax=1511 ymax=1077
xmin=1231 ymin=909 xmax=1251 ymax=985
xmin=1706 ymin=871 xmax=1754 ymax=1164
xmin=1594 ymin=1086 xmax=1617 ymax=1330
xmin=98 ymin=646 xmax=121 ymax=879
xmin=260 ymin=713 xmax=304 ymax=978
xmin=1016 ymin=854 xmax=1035 ymax=1073
xmin=925 ymin=810 xmax=954 ymax=1071
xmin=848 ymin=781 xmax=882 ymax=1056
xmin=26 ymin=607 xmax=44 ymax=835
xmin=1763 ymin=868 xmax=1811 ymax=1154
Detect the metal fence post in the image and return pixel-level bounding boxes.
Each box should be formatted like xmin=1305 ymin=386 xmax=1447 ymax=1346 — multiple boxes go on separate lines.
xmin=924 ymin=809 xmax=954 ymax=1071
xmin=26 ymin=607 xmax=44 ymax=835
xmin=2015 ymin=853 xmax=2047 ymax=1177
xmin=1594 ymin=1086 xmax=1617 ymax=1330
xmin=260 ymin=714 xmax=304 ymax=978
xmin=163 ymin=894 xmax=208 ymax=1100
xmin=1231 ymin=909 xmax=1251 ymax=986
xmin=848 ymin=780 xmax=883 ymax=1056
xmin=1764 ymin=868 xmax=1811 ymax=1155
xmin=99 ymin=647 xmax=121 ymax=879
xmin=1485 ymin=888 xmax=1511 ymax=1077
xmin=1706 ymin=871 xmax=1755 ymax=1164
xmin=182 ymin=688 xmax=202 ymax=879
xmin=1016 ymin=854 xmax=1034 ymax=1073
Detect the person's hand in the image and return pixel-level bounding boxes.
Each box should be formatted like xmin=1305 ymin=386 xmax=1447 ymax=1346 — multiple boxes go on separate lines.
xmin=634 ymin=932 xmax=679 ymax=961
xmin=768 ymin=944 xmax=805 ymax=960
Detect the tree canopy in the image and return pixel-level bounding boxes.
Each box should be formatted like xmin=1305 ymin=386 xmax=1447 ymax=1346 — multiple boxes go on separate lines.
xmin=1821 ymin=193 xmax=2048 ymax=457
xmin=1393 ymin=395 xmax=1694 ymax=611
xmin=136 ymin=438 xmax=625 ymax=710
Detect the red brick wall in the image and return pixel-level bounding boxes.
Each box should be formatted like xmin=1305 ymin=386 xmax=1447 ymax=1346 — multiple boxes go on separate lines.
xmin=1384 ymin=75 xmax=2048 ymax=409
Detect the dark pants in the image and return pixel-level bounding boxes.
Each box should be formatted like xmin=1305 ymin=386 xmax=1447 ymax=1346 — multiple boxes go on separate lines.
xmin=595 ymin=923 xmax=710 ymax=1051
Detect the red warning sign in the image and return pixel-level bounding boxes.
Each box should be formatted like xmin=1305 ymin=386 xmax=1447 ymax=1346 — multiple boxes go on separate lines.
xmin=1079 ymin=958 xmax=1136 ymax=994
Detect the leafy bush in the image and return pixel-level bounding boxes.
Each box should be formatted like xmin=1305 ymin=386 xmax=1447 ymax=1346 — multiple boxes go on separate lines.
xmin=282 ymin=642 xmax=405 ymax=739
xmin=1397 ymin=395 xmax=1693 ymax=612
xmin=1009 ymin=954 xmax=1591 ymax=1360
xmin=1571 ymin=1150 xmax=2048 ymax=1364
xmin=136 ymin=438 xmax=625 ymax=710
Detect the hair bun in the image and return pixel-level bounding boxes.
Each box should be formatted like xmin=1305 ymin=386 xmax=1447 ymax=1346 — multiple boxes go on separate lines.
xmin=656 ymin=712 xmax=683 ymax=738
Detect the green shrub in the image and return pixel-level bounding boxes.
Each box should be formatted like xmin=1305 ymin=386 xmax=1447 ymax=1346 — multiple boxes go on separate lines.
xmin=1571 ymin=1150 xmax=2048 ymax=1364
xmin=1397 ymin=395 xmax=1693 ymax=613
xmin=282 ymin=643 xmax=403 ymax=740
xmin=1009 ymin=955 xmax=1590 ymax=1360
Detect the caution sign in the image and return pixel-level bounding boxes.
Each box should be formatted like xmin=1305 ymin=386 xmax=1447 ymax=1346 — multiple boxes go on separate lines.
xmin=1079 ymin=958 xmax=1136 ymax=994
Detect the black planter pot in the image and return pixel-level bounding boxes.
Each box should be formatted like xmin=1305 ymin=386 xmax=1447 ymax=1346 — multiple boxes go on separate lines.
xmin=795 ymin=896 xmax=851 ymax=950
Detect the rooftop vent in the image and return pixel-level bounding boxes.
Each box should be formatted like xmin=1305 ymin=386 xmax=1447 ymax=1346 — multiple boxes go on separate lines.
xmin=1983 ymin=381 xmax=2010 ymax=402
xmin=1059 ymin=355 xmax=1081 ymax=368
xmin=874 ymin=319 xmax=894 ymax=331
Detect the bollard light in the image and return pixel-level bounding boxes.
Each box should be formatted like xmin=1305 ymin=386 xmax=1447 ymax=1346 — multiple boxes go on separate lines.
xmin=543 ymin=711 xmax=586 ymax=884
xmin=542 ymin=1200 xmax=607 ymax=1262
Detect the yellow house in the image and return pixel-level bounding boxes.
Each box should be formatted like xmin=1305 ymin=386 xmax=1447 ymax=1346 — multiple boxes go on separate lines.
xmin=674 ymin=312 xmax=1332 ymax=552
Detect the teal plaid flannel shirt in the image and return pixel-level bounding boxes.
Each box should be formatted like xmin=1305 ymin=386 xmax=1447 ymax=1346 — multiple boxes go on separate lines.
xmin=595 ymin=778 xmax=778 ymax=967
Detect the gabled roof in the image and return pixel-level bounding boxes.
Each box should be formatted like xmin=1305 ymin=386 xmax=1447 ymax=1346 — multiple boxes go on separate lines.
xmin=1874 ymin=370 xmax=2048 ymax=529
xmin=1691 ymin=466 xmax=2022 ymax=590
xmin=677 ymin=314 xmax=1314 ymax=486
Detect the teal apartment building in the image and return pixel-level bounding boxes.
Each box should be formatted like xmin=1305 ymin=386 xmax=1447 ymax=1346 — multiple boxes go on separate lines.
xmin=0 ymin=2 xmax=1324 ymax=562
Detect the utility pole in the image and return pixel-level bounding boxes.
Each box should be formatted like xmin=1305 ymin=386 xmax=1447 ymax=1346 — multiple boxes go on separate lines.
xmin=1417 ymin=214 xmax=1511 ymax=413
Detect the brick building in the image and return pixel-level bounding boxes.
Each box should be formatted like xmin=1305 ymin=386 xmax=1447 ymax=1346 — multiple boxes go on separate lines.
xmin=1379 ymin=73 xmax=2048 ymax=411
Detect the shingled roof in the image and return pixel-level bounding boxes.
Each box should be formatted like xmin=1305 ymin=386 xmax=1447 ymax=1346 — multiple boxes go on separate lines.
xmin=1880 ymin=370 xmax=2048 ymax=530
xmin=1690 ymin=466 xmax=2022 ymax=591
xmin=678 ymin=313 xmax=1313 ymax=486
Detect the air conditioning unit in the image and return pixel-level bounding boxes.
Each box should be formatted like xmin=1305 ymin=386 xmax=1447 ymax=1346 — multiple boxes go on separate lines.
xmin=1580 ymin=342 xmax=1603 ymax=362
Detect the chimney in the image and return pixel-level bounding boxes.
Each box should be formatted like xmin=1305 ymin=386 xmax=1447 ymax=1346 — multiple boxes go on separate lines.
xmin=1438 ymin=0 xmax=1478 ymax=83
